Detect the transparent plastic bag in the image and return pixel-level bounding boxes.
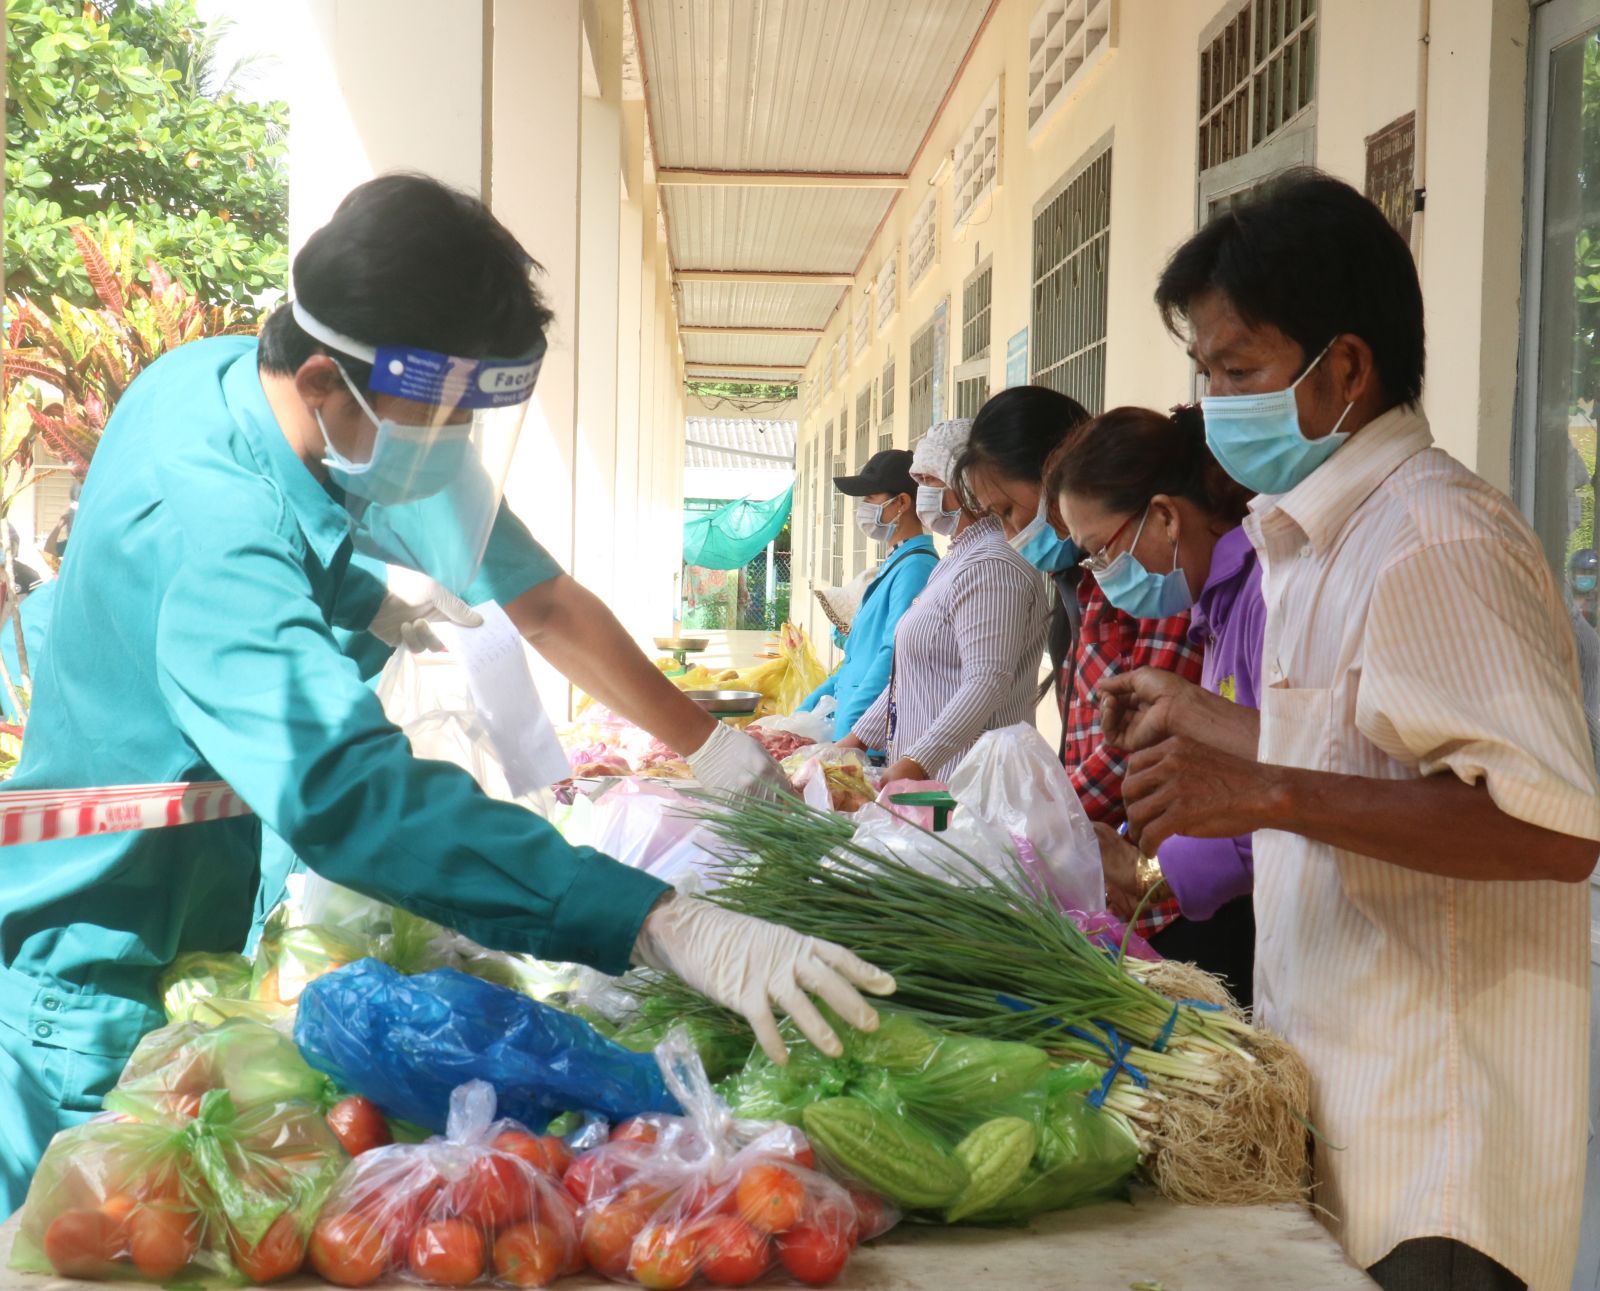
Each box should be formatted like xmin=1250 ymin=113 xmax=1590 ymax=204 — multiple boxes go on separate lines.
xmin=159 ymin=952 xmax=253 ymax=1026
xmin=947 ymin=724 xmax=1106 ymax=915
xmin=11 ymin=1091 xmax=344 ymax=1286
xmin=583 ymin=780 xmax=725 ymax=887
xmin=308 ymin=1081 xmax=581 ymax=1288
xmin=294 ymin=961 xmax=680 ymax=1135
xmin=722 ymin=1011 xmax=1138 ymax=1225
xmin=105 ymin=1019 xmax=337 ymax=1125
xmin=566 ymin=1030 xmax=894 ymax=1286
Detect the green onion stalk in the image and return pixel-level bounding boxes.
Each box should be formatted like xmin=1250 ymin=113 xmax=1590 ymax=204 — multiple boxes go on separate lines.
xmin=627 ymin=793 xmax=1311 ymax=1206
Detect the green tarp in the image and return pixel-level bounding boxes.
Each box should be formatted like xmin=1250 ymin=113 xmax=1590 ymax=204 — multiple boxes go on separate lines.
xmin=683 ymin=486 xmax=793 ymax=570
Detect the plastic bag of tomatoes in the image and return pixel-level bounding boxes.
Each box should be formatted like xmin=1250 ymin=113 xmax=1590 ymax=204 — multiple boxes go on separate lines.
xmin=307 ymin=1080 xmax=582 ymax=1289
xmin=564 ymin=1030 xmax=896 ymax=1288
xmin=9 ymin=1090 xmax=345 ymax=1286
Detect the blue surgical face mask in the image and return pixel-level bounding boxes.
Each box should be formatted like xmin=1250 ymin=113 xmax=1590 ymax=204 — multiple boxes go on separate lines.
xmin=315 ymin=365 xmax=474 ymax=506
xmin=1199 ymin=338 xmax=1356 ymax=495
xmin=1575 ymin=574 xmax=1598 ymax=594
xmin=1010 ymin=495 xmax=1083 ymax=571
xmin=1094 ymin=505 xmax=1193 ymax=619
xmin=855 ymin=497 xmax=902 ymax=544
xmin=915 ymin=484 xmax=961 ymax=537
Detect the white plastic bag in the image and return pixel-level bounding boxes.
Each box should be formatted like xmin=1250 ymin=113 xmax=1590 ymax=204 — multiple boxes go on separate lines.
xmin=748 ymin=708 xmax=832 ymax=745
xmin=849 ymin=798 xmax=1014 ymax=886
xmin=583 ymin=779 xmax=725 ymax=887
xmin=947 ymin=724 xmax=1106 ymax=914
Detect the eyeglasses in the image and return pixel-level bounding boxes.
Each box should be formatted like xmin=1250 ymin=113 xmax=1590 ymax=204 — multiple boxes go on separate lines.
xmin=1078 ymin=505 xmax=1148 ymax=575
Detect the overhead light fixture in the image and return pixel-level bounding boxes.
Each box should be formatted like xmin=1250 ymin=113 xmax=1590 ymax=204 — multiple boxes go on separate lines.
xmin=928 ymin=152 xmax=953 ymax=187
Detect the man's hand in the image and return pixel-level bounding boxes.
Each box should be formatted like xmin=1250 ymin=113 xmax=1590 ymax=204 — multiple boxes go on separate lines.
xmin=1121 ymin=735 xmax=1285 ymax=854
xmin=1093 ymin=822 xmax=1144 ymax=920
xmin=370 ymin=565 xmax=483 ymax=652
xmin=1101 ymin=668 xmax=1261 ymax=760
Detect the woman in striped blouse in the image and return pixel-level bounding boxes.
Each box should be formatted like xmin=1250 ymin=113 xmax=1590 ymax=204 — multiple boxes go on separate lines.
xmin=839 ymin=419 xmax=1049 ymax=782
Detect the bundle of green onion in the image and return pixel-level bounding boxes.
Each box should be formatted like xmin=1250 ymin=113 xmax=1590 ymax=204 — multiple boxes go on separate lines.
xmin=630 ymin=794 xmax=1310 ymax=1207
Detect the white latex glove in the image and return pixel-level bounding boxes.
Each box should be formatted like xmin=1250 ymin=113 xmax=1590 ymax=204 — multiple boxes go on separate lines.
xmin=369 ymin=564 xmax=483 ymax=652
xmin=633 ymin=893 xmax=896 ymax=1064
xmin=684 ymin=720 xmax=792 ymax=799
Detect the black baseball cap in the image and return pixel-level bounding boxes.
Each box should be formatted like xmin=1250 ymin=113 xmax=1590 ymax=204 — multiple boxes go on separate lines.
xmin=834 ymin=449 xmax=917 ymax=499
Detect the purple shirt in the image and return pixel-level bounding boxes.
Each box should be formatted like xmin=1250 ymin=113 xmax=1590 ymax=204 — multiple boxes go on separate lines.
xmin=1158 ymin=526 xmax=1264 ymax=920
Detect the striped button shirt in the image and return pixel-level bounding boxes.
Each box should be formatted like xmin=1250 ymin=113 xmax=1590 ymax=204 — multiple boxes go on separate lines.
xmin=853 ymin=515 xmax=1049 ymax=781
xmin=1245 ymin=405 xmax=1600 ymax=1291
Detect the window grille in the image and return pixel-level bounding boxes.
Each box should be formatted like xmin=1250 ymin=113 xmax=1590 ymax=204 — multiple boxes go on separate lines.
xmin=908 ymin=319 xmax=937 ymax=448
xmin=855 ymin=386 xmax=873 ymax=464
xmin=1031 ymin=144 xmax=1112 ymax=412
xmin=853 ymin=295 xmax=872 ymax=358
xmin=876 ymin=250 xmax=900 ymax=331
xmin=1027 ymin=0 xmax=1116 ymax=138
xmin=879 ymin=359 xmax=896 ymax=452
xmin=1198 ymin=0 xmax=1317 ymax=175
xmin=952 ymin=81 xmax=1002 ymax=231
xmin=908 ymin=193 xmax=939 ymax=292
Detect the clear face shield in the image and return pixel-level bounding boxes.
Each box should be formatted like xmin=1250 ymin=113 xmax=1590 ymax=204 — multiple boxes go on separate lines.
xmin=293 ymin=301 xmax=543 ymax=593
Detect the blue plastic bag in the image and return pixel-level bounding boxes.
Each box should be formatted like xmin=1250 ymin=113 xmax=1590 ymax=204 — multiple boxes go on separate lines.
xmin=294 ymin=960 xmax=680 ymax=1132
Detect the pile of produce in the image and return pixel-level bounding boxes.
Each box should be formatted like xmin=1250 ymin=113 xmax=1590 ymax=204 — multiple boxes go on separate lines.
xmin=722 ymin=1012 xmax=1139 ymax=1223
xmin=560 ymin=1033 xmax=890 ymax=1288
xmin=633 ymin=795 xmax=1313 ymax=1208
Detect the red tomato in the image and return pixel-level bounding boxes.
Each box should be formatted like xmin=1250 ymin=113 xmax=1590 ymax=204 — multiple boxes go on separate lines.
xmin=561 ymin=1154 xmax=598 ymax=1205
xmin=98 ymin=1192 xmax=138 ymax=1246
xmin=630 ymin=1223 xmax=699 ymax=1291
xmin=326 ymin=1096 xmax=392 ymax=1157
xmin=309 ymin=1212 xmax=390 ymax=1288
xmin=735 ymin=1164 xmax=805 ymax=1235
xmin=609 ymin=1117 xmax=659 ymax=1147
xmin=491 ymin=1221 xmax=566 ymax=1288
xmin=580 ymin=1201 xmax=651 ymax=1280
xmin=449 ymin=1153 xmax=532 ymax=1229
xmin=491 ymin=1131 xmax=572 ymax=1179
xmin=847 ymin=1190 xmax=891 ymax=1242
xmin=804 ymin=1192 xmax=862 ymax=1249
xmin=790 ymin=1145 xmax=817 ymax=1170
xmin=43 ymin=1209 xmax=121 ymax=1277
xmin=535 ymin=1137 xmax=573 ymax=1177
xmin=129 ymin=1206 xmax=199 ymax=1279
xmin=231 ymin=1213 xmax=307 ymax=1284
xmin=777 ymin=1224 xmax=851 ymax=1286
xmin=697 ymin=1217 xmax=772 ymax=1287
xmin=409 ymin=1219 xmax=486 ymax=1287
xmin=164 ymin=1091 xmax=204 ymax=1122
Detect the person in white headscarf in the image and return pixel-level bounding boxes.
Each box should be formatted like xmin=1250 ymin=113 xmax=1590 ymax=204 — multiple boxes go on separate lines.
xmin=839 ymin=420 xmax=1049 ymax=781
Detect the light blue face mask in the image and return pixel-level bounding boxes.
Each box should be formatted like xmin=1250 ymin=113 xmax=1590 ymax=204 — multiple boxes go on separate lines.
xmin=1094 ymin=505 xmax=1193 ymax=619
xmin=915 ymin=484 xmax=962 ymax=537
xmin=315 ymin=365 xmax=474 ymax=506
xmin=1199 ymin=338 xmax=1356 ymax=495
xmin=1010 ymin=496 xmax=1083 ymax=572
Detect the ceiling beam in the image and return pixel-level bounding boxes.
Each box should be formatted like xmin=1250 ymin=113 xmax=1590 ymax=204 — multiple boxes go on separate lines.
xmin=685 ymin=364 xmax=805 ymax=376
xmin=675 ymin=269 xmax=854 ymax=286
xmin=657 ymin=168 xmax=907 ymax=189
xmin=680 ymin=325 xmax=823 ymax=338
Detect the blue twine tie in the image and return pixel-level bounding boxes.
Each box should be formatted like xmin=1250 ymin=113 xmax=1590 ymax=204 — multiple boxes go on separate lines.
xmin=1063 ymin=1021 xmax=1146 ymax=1107
xmin=1151 ymin=997 xmax=1226 ymax=1053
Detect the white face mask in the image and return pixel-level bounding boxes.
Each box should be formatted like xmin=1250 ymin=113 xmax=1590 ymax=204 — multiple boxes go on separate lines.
xmin=915 ymin=484 xmax=961 ymax=537
xmin=855 ymin=498 xmax=902 ymax=544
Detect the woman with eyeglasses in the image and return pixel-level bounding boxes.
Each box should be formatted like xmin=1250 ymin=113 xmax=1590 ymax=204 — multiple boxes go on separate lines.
xmin=1046 ymin=403 xmax=1260 ymax=1002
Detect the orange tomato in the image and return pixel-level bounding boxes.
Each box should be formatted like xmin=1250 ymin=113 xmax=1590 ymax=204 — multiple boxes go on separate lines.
xmin=847 ymin=1190 xmax=891 ymax=1243
xmin=609 ymin=1117 xmax=660 ymax=1147
xmin=408 ymin=1219 xmax=486 ymax=1287
xmin=580 ymin=1201 xmax=651 ymax=1280
xmin=777 ymin=1224 xmax=850 ymax=1286
xmin=43 ymin=1209 xmax=121 ymax=1277
xmin=735 ymin=1164 xmax=805 ymax=1235
xmin=98 ymin=1191 xmax=138 ymax=1246
xmin=326 ymin=1096 xmax=392 ymax=1158
xmin=449 ymin=1153 xmax=532 ymax=1229
xmin=561 ymin=1154 xmax=598 ymax=1205
xmin=630 ymin=1223 xmax=699 ymax=1291
xmin=491 ymin=1131 xmax=571 ymax=1179
xmin=309 ymin=1212 xmax=390 ymax=1288
xmin=790 ymin=1145 xmax=817 ymax=1171
xmin=230 ymin=1213 xmax=307 ymax=1284
xmin=491 ymin=1221 xmax=567 ymax=1288
xmin=128 ymin=1206 xmax=199 ymax=1279
xmin=697 ymin=1217 xmax=772 ymax=1287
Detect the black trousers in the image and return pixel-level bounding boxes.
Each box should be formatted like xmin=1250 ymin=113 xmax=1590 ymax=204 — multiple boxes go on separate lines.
xmin=1367 ymin=1238 xmax=1525 ymax=1291
xmin=1145 ymin=895 xmax=1256 ymax=1010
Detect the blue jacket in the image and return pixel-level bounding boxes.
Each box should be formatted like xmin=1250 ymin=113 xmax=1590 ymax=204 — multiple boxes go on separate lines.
xmin=800 ymin=536 xmax=938 ymax=740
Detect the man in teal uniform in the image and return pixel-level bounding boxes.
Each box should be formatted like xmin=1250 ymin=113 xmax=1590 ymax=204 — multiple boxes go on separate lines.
xmin=0 ymin=175 xmax=893 ymax=1213
xmin=798 ymin=450 xmax=937 ymax=741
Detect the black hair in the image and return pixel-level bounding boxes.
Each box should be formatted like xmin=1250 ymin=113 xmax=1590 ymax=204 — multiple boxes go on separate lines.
xmin=1045 ymin=404 xmax=1252 ymax=526
xmin=258 ymin=173 xmax=553 ymax=384
xmin=953 ymin=386 xmax=1092 ymax=713
xmin=1154 ymin=168 xmax=1424 ymax=406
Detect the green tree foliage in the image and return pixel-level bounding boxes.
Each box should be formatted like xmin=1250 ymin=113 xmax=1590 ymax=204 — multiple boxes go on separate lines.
xmin=5 ymin=0 xmax=289 ymax=309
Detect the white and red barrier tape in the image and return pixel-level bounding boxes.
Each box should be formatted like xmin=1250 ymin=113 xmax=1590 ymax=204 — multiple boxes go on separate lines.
xmin=0 ymin=780 xmax=252 ymax=846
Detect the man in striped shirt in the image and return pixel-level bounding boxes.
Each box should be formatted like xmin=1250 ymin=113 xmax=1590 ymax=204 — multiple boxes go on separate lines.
xmin=1105 ymin=171 xmax=1600 ymax=1291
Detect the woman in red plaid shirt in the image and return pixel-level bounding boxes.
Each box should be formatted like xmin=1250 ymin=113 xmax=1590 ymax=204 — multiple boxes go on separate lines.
xmin=956 ymin=388 xmax=1209 ymax=959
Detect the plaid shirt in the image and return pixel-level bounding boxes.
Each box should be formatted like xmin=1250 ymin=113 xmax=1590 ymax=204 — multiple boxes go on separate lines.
xmin=1060 ymin=577 xmax=1204 ymax=939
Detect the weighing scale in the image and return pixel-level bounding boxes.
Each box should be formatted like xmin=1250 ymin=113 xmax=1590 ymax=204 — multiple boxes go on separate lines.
xmin=653 ymin=634 xmax=710 ymax=677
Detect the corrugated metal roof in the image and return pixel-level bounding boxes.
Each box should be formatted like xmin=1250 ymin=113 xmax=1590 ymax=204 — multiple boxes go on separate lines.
xmin=636 ymin=0 xmax=991 ymax=172
xmin=684 ymin=417 xmax=797 ymax=470
xmin=664 ymin=187 xmax=893 ymax=273
xmin=682 ymin=333 xmax=816 ymax=366
xmin=677 ymin=280 xmax=842 ymax=329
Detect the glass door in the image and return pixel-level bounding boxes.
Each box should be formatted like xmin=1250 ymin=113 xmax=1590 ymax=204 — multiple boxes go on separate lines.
xmin=1520 ymin=0 xmax=1600 ymax=626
